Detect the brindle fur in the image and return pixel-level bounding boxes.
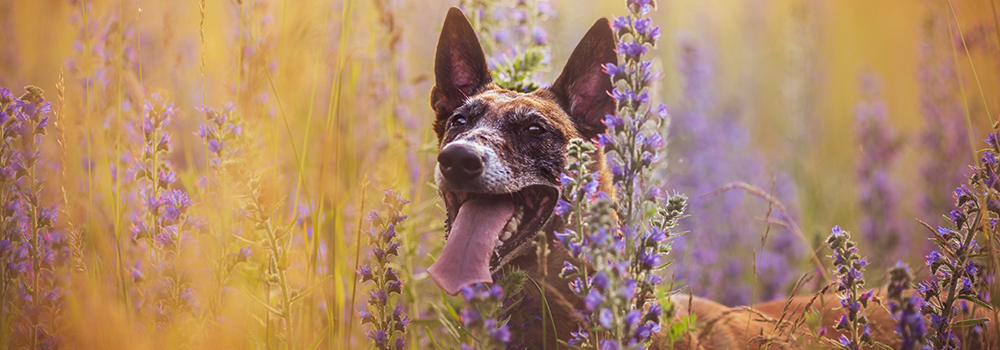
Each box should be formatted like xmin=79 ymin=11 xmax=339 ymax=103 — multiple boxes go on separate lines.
xmin=430 ymin=7 xmax=992 ymax=349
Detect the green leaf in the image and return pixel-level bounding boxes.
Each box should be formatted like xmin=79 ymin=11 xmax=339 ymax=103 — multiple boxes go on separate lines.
xmin=306 ymin=325 xmax=329 ymax=350
xmin=958 ymin=295 xmax=995 ymax=311
xmin=244 ymin=288 xmax=284 ymax=317
xmin=952 ymin=317 xmax=991 ymax=327
xmin=289 ymin=276 xmax=332 ymax=305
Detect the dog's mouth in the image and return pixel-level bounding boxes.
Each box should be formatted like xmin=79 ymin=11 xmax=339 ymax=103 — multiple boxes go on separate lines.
xmin=427 ymin=185 xmax=559 ymax=295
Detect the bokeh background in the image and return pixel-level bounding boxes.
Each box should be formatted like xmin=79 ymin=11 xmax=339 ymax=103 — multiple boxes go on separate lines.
xmin=1 ymin=0 xmax=999 ymax=348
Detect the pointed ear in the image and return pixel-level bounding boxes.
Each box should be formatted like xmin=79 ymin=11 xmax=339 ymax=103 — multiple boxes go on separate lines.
xmin=549 ymin=18 xmax=617 ymax=140
xmin=430 ymin=7 xmax=492 ymax=140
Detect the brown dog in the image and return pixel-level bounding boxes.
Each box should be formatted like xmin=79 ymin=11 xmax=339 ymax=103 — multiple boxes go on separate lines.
xmin=426 ymin=7 xmax=991 ymax=349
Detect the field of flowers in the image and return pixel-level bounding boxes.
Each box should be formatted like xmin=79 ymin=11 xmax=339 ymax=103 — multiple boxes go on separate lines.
xmin=2 ymin=0 xmax=1000 ymax=349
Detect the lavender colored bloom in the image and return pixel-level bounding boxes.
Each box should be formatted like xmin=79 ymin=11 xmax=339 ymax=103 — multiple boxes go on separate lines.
xmin=458 ymin=280 xmax=520 ymax=349
xmin=554 ymin=199 xmax=571 ymax=216
xmin=207 ymin=139 xmax=224 ymax=154
xmin=854 ymin=72 xmax=907 ymax=267
xmin=666 ymin=36 xmax=799 ymax=306
xmin=358 ymin=190 xmax=409 ymax=349
xmin=611 ymin=16 xmax=631 ymax=34
xmin=583 ymin=289 xmax=603 ymax=311
xmin=917 ymin=5 xmax=972 ymax=231
xmin=553 ymin=1 xmax=688 ymax=348
xmin=198 ymin=103 xmax=244 ymax=168
xmin=599 ymin=339 xmax=620 ymax=350
xmin=367 ymin=329 xmax=387 ymax=345
xmin=485 ymin=319 xmax=511 ymax=342
xmin=617 ymin=40 xmax=649 ymax=58
xmin=0 ymin=86 xmax=65 ymax=347
xmin=914 ymin=129 xmax=997 ymax=349
xmin=826 ymin=226 xmax=875 ymax=349
xmin=598 ymin=308 xmax=614 ymax=328
xmin=237 ymin=246 xmax=252 ymax=263
xmin=461 ymin=308 xmax=482 ymax=327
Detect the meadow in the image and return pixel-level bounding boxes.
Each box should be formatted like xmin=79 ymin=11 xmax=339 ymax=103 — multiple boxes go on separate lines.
xmin=2 ymin=0 xmax=1000 ymax=349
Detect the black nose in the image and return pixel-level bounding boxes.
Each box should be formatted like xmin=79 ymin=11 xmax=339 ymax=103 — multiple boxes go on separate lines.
xmin=438 ymin=144 xmax=483 ymax=182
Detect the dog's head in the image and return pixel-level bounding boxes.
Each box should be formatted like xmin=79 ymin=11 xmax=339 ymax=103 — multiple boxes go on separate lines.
xmin=426 ymin=8 xmax=617 ymax=295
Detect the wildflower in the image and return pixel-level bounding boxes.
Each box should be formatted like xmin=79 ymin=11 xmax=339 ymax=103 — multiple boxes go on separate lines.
xmin=917 ymin=7 xmax=972 ymax=230
xmin=462 ymin=0 xmax=554 ymax=92
xmin=915 ymin=130 xmax=997 ymax=350
xmin=826 ymin=226 xmax=875 ymax=349
xmin=0 ymin=86 xmax=65 ymax=348
xmin=357 ymin=190 xmax=409 ymax=350
xmin=485 ymin=319 xmax=512 ymax=343
xmin=197 ymin=104 xmax=244 ymax=167
xmin=130 ymin=93 xmax=201 ymax=329
xmin=553 ymin=1 xmax=689 ymax=348
xmin=236 ymin=246 xmax=252 ymax=263
xmin=666 ymin=36 xmax=800 ymax=305
xmin=854 ymin=72 xmax=907 ymax=266
xmin=458 ymin=282 xmax=514 ymax=349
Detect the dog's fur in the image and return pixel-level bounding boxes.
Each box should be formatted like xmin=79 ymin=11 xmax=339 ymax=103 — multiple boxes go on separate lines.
xmin=428 ymin=7 xmax=993 ymax=349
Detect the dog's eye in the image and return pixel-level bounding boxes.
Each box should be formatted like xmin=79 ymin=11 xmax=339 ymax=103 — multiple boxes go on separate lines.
xmin=525 ymin=124 xmax=545 ymax=135
xmin=451 ymin=116 xmax=467 ymax=128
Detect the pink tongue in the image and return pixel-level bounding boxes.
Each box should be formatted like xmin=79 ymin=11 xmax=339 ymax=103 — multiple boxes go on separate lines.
xmin=428 ymin=198 xmax=515 ymax=295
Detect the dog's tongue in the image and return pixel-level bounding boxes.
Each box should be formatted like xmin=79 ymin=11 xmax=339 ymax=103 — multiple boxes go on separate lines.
xmin=428 ymin=198 xmax=515 ymax=295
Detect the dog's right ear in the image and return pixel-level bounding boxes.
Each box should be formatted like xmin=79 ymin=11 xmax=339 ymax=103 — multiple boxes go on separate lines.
xmin=548 ymin=18 xmax=617 ymax=140
xmin=430 ymin=7 xmax=492 ymax=140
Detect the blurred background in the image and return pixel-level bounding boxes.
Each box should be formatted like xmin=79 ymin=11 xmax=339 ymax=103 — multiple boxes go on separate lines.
xmin=1 ymin=0 xmax=999 ymax=348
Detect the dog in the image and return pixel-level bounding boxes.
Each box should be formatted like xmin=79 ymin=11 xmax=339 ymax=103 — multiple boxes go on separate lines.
xmin=425 ymin=7 xmax=992 ymax=349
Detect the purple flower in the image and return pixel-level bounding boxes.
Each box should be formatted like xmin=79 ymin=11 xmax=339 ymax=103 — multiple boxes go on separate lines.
xmin=926 ymin=251 xmax=943 ymax=268
xmin=597 ymin=133 xmax=615 ymax=147
xmin=554 ymin=199 xmax=571 ymax=216
xmin=357 ymin=307 xmax=375 ymax=325
xmin=358 ymin=190 xmax=409 ymax=347
xmin=237 ymin=246 xmax=252 ymax=263
xmin=602 ymin=63 xmax=622 ymax=77
xmin=560 ymin=173 xmax=574 ymax=186
xmin=154 ymin=232 xmax=174 ymax=246
xmin=142 ymin=117 xmax=154 ymax=135
xmin=611 ymin=16 xmax=631 ymax=34
xmin=161 ymin=189 xmax=193 ymax=209
xmin=158 ymin=169 xmax=177 ymax=186
xmin=531 ymin=26 xmax=548 ymax=46
xmin=38 ymin=206 xmax=57 ymax=228
xmin=598 ymin=308 xmax=614 ymax=328
xmin=461 ymin=308 xmax=482 ymax=327
xmin=488 ymin=284 xmax=504 ymax=300
xmin=208 ymin=139 xmax=224 ymax=154
xmin=616 ymin=41 xmax=648 ymax=58
xmin=624 ymin=309 xmax=641 ymax=329
xmin=366 ymin=329 xmax=387 ymax=344
xmin=569 ymin=327 xmax=590 ymax=346
xmin=484 ymin=319 xmax=511 ymax=342
xmin=584 ymin=289 xmax=603 ymax=311
xmin=642 ymin=133 xmax=663 ymax=149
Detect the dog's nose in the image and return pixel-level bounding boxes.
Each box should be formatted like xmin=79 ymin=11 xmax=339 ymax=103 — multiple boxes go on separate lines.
xmin=438 ymin=144 xmax=484 ymax=181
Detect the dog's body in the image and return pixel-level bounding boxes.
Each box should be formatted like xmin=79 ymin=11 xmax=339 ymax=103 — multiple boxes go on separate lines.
xmin=427 ymin=7 xmax=990 ymax=349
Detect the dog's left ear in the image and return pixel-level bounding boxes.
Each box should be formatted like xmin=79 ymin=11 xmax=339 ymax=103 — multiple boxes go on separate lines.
xmin=549 ymin=18 xmax=617 ymax=140
xmin=430 ymin=7 xmax=492 ymax=140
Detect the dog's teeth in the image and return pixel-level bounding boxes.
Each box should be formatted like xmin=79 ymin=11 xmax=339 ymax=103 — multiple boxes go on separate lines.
xmin=501 ymin=230 xmax=513 ymax=241
xmin=515 ymin=208 xmax=524 ymax=220
xmin=495 ymin=239 xmax=504 ymax=249
xmin=505 ymin=220 xmax=517 ymax=233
